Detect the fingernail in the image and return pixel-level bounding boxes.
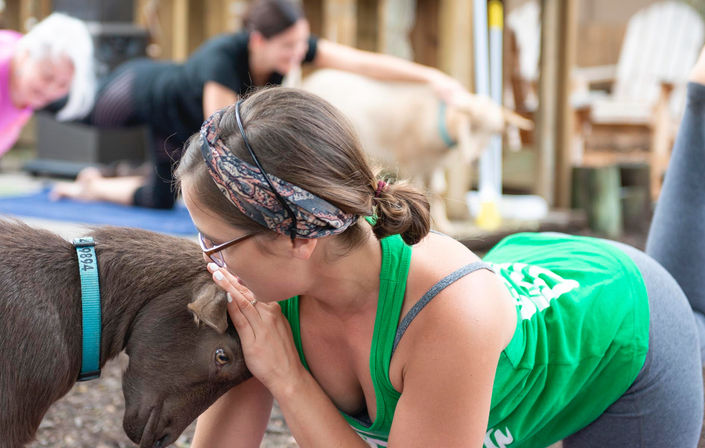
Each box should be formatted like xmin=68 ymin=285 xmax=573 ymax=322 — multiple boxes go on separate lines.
xmin=214 ymin=270 xmax=224 ymax=281
xmin=207 ymin=262 xmax=218 ymax=271
xmin=226 ymin=292 xmax=232 ymax=303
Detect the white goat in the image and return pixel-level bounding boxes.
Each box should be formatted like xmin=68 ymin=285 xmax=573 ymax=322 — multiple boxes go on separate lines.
xmin=301 ymin=69 xmax=532 ymax=230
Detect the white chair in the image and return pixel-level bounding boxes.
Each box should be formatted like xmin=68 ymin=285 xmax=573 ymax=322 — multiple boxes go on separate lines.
xmin=571 ymin=1 xmax=704 ymax=199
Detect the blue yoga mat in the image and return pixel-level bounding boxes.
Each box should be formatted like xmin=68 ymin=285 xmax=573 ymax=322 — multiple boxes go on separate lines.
xmin=0 ymin=189 xmax=197 ymax=235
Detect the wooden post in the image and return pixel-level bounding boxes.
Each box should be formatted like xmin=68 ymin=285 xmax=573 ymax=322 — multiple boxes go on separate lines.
xmin=377 ymin=0 xmax=415 ymax=59
xmin=323 ymin=0 xmax=357 ymax=46
xmin=146 ymin=0 xmax=208 ymax=61
xmin=3 ymin=0 xmax=22 ymax=31
xmin=555 ymin=0 xmax=577 ymax=208
xmin=0 ymin=0 xmax=52 ymax=33
xmin=204 ymin=0 xmax=231 ymax=37
xmin=536 ymin=0 xmax=558 ymax=206
xmin=438 ymin=0 xmax=473 ymax=221
xmin=19 ymin=0 xmax=51 ymax=31
xmin=377 ymin=0 xmax=387 ymax=52
xmin=172 ymin=0 xmax=190 ymax=61
xmin=187 ymin=0 xmax=206 ymax=55
xmin=620 ymin=163 xmax=651 ymax=234
xmin=572 ymin=165 xmax=622 ymax=238
xmin=302 ymin=0 xmax=325 ymax=38
xmin=135 ymin=0 xmax=173 ymax=59
xmin=536 ymin=0 xmax=577 ymax=208
xmin=409 ymin=0 xmax=440 ymax=67
xmin=438 ymin=0 xmax=473 ymax=88
xmin=355 ymin=0 xmax=377 ymax=52
xmin=39 ymin=0 xmax=52 ymax=20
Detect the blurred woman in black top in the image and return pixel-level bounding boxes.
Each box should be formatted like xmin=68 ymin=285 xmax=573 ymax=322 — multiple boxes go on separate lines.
xmin=51 ymin=0 xmax=474 ymax=209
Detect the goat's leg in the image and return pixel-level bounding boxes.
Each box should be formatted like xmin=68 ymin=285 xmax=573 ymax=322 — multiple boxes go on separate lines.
xmin=424 ymin=169 xmax=454 ymax=233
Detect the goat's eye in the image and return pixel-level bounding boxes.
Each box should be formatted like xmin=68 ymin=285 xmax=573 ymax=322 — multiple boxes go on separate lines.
xmin=214 ymin=348 xmax=231 ymax=366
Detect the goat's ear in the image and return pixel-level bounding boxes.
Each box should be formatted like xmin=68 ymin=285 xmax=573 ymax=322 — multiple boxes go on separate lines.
xmin=187 ymin=283 xmax=228 ymax=334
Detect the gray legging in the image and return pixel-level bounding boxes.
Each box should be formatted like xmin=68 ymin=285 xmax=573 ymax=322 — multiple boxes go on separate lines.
xmin=564 ymin=82 xmax=705 ymax=447
xmin=647 ymin=82 xmax=705 ymax=357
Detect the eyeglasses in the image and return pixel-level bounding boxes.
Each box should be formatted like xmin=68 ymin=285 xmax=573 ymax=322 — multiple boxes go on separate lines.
xmin=198 ymin=231 xmax=257 ymax=267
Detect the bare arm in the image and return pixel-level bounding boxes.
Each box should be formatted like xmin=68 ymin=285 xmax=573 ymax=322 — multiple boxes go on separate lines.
xmin=313 ymin=39 xmax=436 ymax=83
xmin=313 ymin=39 xmax=471 ymax=104
xmin=272 ymin=366 xmax=372 ymax=448
xmin=388 ymin=270 xmax=517 ymax=447
xmin=203 ymin=81 xmax=239 ymax=118
xmin=190 ymin=377 xmax=273 ymax=448
xmin=209 ymin=266 xmax=372 ymax=448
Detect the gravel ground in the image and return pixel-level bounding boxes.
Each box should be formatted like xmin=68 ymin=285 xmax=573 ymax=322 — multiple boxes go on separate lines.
xmin=26 ymin=356 xmax=705 ymax=448
xmin=27 ymin=354 xmax=296 ymax=448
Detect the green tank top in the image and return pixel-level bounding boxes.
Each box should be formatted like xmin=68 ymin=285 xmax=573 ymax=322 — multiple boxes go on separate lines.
xmin=279 ymin=232 xmax=650 ymax=448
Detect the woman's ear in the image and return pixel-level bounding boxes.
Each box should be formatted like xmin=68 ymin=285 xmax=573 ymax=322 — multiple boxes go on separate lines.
xmin=290 ymin=237 xmax=317 ymax=260
xmin=249 ymin=30 xmax=265 ymax=49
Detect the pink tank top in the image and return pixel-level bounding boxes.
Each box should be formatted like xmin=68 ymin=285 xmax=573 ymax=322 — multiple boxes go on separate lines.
xmin=0 ymin=30 xmax=32 ymax=157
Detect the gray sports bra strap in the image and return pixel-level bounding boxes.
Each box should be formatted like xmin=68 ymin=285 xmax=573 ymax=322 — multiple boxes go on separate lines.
xmin=392 ymin=261 xmax=494 ymax=356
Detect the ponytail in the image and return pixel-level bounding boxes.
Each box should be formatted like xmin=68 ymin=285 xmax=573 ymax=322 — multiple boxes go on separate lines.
xmin=371 ymin=178 xmax=431 ymax=245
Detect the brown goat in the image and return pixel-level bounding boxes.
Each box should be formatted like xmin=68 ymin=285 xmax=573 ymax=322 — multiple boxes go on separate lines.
xmin=0 ymin=220 xmax=250 ymax=448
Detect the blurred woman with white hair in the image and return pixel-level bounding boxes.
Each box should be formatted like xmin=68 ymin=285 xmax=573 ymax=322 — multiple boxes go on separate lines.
xmin=0 ymin=12 xmax=94 ymax=156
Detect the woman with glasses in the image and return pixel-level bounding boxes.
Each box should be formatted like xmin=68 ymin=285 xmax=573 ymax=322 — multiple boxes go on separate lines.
xmin=51 ymin=0 xmax=472 ymax=210
xmin=174 ymin=64 xmax=705 ymax=446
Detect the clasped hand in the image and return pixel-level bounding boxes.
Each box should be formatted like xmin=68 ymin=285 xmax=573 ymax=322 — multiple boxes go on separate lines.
xmin=207 ymin=263 xmax=305 ymax=395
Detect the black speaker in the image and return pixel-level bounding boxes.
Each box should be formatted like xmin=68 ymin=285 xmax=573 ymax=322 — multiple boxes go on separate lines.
xmin=86 ymin=22 xmax=149 ymax=77
xmin=52 ymin=0 xmax=134 ymax=23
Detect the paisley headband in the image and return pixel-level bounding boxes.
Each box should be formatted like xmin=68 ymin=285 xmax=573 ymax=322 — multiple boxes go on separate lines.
xmin=199 ymin=101 xmax=358 ymax=239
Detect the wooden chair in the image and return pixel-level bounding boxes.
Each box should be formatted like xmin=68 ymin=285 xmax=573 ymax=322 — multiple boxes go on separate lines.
xmin=571 ymin=1 xmax=704 ymax=200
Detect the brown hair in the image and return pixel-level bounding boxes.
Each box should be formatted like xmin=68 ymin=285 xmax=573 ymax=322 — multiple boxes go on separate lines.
xmin=244 ymin=0 xmax=304 ymax=38
xmin=175 ymin=87 xmax=430 ymax=246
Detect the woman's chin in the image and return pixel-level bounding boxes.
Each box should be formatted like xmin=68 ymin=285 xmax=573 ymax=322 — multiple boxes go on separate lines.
xmin=278 ymin=60 xmax=303 ymax=75
xmin=27 ymin=98 xmax=49 ymax=109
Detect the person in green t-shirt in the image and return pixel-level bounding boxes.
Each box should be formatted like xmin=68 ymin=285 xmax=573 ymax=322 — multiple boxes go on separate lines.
xmin=173 ymin=48 xmax=705 ymax=447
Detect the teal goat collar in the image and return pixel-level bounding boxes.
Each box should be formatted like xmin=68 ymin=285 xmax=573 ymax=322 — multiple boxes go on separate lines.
xmin=73 ymin=237 xmax=102 ymax=381
xmin=438 ymin=101 xmax=457 ymax=148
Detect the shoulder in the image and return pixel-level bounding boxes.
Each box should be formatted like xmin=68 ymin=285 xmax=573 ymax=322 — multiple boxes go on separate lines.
xmin=192 ymin=33 xmax=248 ymax=81
xmin=229 ymin=31 xmax=250 ymax=50
xmin=194 ymin=32 xmax=248 ymax=59
xmin=409 ymin=232 xmax=516 ymax=334
xmin=390 ymin=232 xmax=517 ymax=387
xmin=0 ymin=30 xmax=22 ymax=61
xmin=0 ymin=30 xmax=23 ymax=43
xmin=405 ymin=231 xmax=485 ymax=303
